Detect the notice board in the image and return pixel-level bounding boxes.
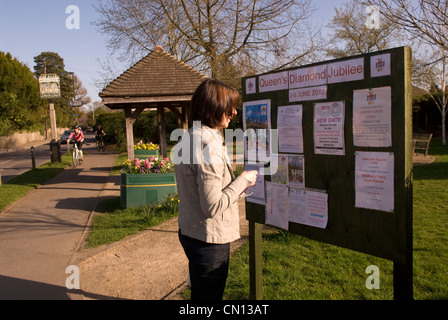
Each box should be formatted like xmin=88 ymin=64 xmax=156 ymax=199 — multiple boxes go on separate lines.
xmin=242 ymin=47 xmax=413 ymax=277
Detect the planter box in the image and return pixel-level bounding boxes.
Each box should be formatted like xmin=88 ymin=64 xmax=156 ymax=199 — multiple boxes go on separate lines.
xmin=134 ymin=149 xmax=159 ymax=159
xmin=120 ymin=172 xmax=177 ymax=208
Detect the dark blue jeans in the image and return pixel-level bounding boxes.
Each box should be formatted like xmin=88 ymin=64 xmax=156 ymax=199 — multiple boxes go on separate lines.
xmin=178 ymin=230 xmax=230 ymax=300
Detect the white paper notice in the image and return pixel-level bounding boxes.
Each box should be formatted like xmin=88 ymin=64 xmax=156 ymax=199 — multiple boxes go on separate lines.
xmin=288 ymin=188 xmax=328 ymax=229
xmin=265 ymin=182 xmax=289 ymax=230
xmin=246 ymin=77 xmax=256 ymax=94
xmin=289 ymin=85 xmax=327 ymax=102
xmin=259 ymin=71 xmax=288 ymax=92
xmin=327 ymin=58 xmax=364 ymax=84
xmin=371 ymin=53 xmax=391 ymax=77
xmin=289 ymin=64 xmax=327 ymax=89
xmin=244 ymin=163 xmax=265 ymax=205
xmin=314 ymin=101 xmax=345 ymax=155
xmin=278 ymin=105 xmax=303 ymax=153
xmin=355 ymin=152 xmax=394 ymax=212
xmin=353 ymin=86 xmax=392 ymax=147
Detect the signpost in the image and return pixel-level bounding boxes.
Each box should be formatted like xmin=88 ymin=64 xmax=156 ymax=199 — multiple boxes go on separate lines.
xmin=39 ymin=73 xmax=62 ymax=162
xmin=242 ymin=47 xmax=413 ymax=300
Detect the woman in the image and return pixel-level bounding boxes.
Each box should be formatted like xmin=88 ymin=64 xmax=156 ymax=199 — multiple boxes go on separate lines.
xmin=174 ymin=79 xmax=258 ymax=300
xmin=67 ymin=124 xmax=84 ymax=162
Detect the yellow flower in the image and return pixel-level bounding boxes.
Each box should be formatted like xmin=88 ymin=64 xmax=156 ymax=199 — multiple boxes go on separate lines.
xmin=158 ymin=205 xmax=162 ymax=208
xmin=170 ymin=197 xmax=174 ymax=201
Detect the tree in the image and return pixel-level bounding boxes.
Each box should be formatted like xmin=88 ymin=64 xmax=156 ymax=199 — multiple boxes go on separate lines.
xmin=326 ymin=0 xmax=403 ymax=58
xmin=0 ymin=52 xmax=46 ymax=136
xmin=93 ymin=0 xmax=320 ymax=79
xmin=368 ymin=0 xmax=448 ymax=145
xmin=73 ymin=74 xmax=92 ymax=106
xmin=33 ymin=52 xmax=86 ymax=128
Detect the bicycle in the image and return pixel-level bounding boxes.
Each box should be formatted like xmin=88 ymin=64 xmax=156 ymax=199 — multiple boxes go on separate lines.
xmin=70 ymin=140 xmax=82 ymax=167
xmin=97 ymin=135 xmax=105 ymax=151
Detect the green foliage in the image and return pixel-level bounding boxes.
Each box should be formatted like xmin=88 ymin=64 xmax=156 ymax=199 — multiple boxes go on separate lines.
xmin=97 ymin=110 xmax=181 ymax=152
xmin=33 ymin=52 xmax=76 ymax=128
xmin=0 ymin=52 xmax=46 ymax=136
xmin=97 ymin=111 xmax=126 ymax=150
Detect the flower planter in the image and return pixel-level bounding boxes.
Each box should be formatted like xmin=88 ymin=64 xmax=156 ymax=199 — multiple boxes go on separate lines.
xmin=120 ymin=172 xmax=177 ymax=208
xmin=134 ymin=149 xmax=159 ymax=159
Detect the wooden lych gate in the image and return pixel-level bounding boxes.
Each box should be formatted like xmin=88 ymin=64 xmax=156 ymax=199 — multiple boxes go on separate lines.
xmin=99 ymin=46 xmax=206 ymax=159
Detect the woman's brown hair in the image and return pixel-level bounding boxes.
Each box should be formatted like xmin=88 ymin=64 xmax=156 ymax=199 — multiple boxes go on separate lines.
xmin=190 ymin=78 xmax=241 ymax=128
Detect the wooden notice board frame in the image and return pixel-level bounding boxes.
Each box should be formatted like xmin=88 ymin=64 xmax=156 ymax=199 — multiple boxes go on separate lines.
xmin=242 ymin=47 xmax=413 ymax=300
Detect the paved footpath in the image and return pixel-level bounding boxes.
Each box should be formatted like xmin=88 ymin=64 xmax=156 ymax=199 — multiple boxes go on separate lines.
xmin=0 ymin=142 xmax=118 ymax=299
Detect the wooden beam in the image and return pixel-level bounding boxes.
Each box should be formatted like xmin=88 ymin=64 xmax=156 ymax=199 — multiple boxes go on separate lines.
xmin=101 ymin=95 xmax=193 ymax=105
xmin=249 ymin=221 xmax=263 ymax=300
xmin=124 ymin=106 xmax=145 ymax=160
xmin=182 ymin=104 xmax=189 ymax=130
xmin=157 ymin=107 xmax=167 ymax=158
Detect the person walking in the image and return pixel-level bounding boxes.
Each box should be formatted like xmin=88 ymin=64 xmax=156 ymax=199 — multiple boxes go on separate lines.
xmin=173 ymin=79 xmax=258 ymax=300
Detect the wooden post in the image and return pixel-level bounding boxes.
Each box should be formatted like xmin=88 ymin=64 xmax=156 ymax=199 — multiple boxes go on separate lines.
xmin=182 ymin=104 xmax=189 ymax=130
xmin=125 ymin=108 xmax=135 ymax=161
xmin=394 ymin=46 xmax=414 ymax=301
xmin=125 ymin=106 xmax=145 ymax=160
xmin=31 ymin=147 xmax=36 ymax=169
xmin=157 ymin=106 xmax=167 ymax=158
xmin=49 ymin=100 xmax=57 ymax=141
xmin=249 ymin=221 xmax=263 ymax=300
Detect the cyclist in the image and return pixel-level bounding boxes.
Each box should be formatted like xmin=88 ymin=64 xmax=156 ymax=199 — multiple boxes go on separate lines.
xmin=94 ymin=124 xmax=106 ymax=150
xmin=67 ymin=124 xmax=85 ymax=162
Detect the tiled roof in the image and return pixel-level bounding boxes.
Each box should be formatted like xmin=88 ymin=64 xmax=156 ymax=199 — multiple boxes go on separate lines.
xmin=99 ymin=46 xmax=206 ymax=99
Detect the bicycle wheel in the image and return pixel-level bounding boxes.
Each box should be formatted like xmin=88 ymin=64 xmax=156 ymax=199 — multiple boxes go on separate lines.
xmin=72 ymin=149 xmax=77 ymax=168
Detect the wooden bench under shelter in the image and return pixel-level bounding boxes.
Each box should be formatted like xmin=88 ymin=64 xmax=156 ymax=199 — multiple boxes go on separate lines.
xmin=412 ymin=133 xmax=432 ymax=156
xmin=99 ymin=46 xmax=207 ymax=160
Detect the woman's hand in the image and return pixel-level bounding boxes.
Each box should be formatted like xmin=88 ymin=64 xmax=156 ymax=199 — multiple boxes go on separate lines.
xmin=240 ymin=170 xmax=259 ymax=187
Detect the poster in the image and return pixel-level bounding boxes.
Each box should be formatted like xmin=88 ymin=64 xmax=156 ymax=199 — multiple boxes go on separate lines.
xmin=265 ymin=182 xmax=289 ymax=230
xmin=355 ymin=152 xmax=394 ymax=212
xmin=313 ymin=101 xmax=345 ymax=155
xmin=243 ymin=100 xmax=271 ymax=162
xmin=244 ymin=162 xmax=265 ymax=205
xmin=277 ymin=105 xmax=303 ymax=153
xmin=353 ymin=86 xmax=392 ymax=147
xmin=245 ymin=77 xmax=256 ymax=94
xmin=271 ymin=155 xmax=288 ymax=184
xmin=371 ymin=53 xmax=391 ymax=77
xmin=288 ymin=188 xmax=328 ymax=229
xmin=287 ymin=155 xmax=305 ymax=188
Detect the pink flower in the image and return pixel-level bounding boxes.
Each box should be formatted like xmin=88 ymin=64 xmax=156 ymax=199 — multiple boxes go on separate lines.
xmin=144 ymin=158 xmax=151 ymax=169
xmin=134 ymin=158 xmax=141 ymax=167
xmin=150 ymin=156 xmax=155 ymax=162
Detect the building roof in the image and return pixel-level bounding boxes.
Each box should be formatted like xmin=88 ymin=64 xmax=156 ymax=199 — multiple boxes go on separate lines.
xmin=99 ymin=46 xmax=207 ymax=108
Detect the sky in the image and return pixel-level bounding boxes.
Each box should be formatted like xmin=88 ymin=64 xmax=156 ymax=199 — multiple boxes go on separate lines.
xmin=0 ymin=0 xmax=346 ymax=103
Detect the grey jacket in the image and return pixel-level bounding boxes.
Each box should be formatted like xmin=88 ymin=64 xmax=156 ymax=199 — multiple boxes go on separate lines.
xmin=173 ymin=125 xmax=251 ymax=244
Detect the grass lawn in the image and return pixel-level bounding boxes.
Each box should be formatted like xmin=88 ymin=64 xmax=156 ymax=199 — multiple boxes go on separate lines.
xmin=224 ymin=139 xmax=448 ymax=300
xmin=0 ymin=152 xmax=73 ymax=213
xmin=84 ymin=139 xmax=448 ymax=300
xmin=86 ymin=193 xmax=179 ymax=248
